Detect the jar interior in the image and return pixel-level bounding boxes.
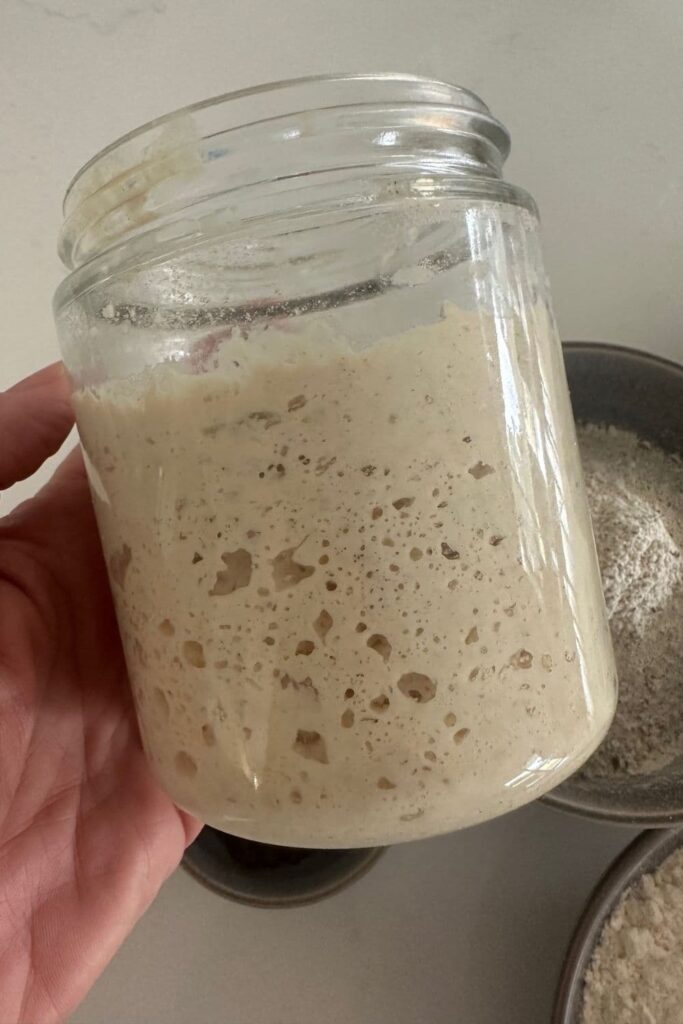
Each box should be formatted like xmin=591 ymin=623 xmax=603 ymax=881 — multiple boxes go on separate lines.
xmin=57 ymin=196 xmax=616 ymax=845
xmin=53 ymin=78 xmax=616 ymax=847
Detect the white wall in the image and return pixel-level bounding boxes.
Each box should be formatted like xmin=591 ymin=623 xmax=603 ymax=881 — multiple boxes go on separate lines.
xmin=2 ymin=0 xmax=682 ymax=507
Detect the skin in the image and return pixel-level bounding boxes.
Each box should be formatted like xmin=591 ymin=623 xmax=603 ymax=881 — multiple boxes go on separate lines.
xmin=0 ymin=364 xmax=200 ymax=1024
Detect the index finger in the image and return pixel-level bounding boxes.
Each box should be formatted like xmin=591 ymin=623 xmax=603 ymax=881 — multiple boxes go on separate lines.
xmin=0 ymin=364 xmax=74 ymax=492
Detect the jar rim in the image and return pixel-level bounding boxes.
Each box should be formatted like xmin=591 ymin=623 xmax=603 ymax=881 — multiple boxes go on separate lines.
xmin=59 ymin=72 xmax=511 ymax=272
xmin=63 ymin=72 xmax=507 ymax=210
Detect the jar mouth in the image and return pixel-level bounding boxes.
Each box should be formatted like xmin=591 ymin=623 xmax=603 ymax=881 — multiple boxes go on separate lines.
xmin=59 ymin=72 xmax=511 ymax=272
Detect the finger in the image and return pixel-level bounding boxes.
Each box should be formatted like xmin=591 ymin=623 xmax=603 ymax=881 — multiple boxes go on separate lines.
xmin=0 ymin=363 xmax=74 ymax=491
xmin=8 ymin=447 xmax=90 ymax=540
xmin=27 ymin=446 xmax=89 ymax=525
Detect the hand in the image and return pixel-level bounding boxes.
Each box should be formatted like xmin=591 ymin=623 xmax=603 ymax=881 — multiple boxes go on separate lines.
xmin=0 ymin=365 xmax=200 ymax=1024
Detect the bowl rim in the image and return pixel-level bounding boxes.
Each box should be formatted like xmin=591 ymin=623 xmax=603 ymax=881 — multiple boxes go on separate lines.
xmin=552 ymin=825 xmax=683 ymax=1023
xmin=181 ymin=835 xmax=385 ymax=909
xmin=542 ymin=790 xmax=683 ymax=828
xmin=561 ymin=339 xmax=683 ymax=377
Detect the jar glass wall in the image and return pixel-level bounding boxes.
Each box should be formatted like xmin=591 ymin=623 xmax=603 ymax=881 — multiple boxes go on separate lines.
xmin=54 ymin=75 xmax=616 ymax=847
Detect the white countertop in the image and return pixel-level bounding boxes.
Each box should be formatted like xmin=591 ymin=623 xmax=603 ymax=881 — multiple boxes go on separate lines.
xmin=69 ymin=805 xmax=634 ymax=1024
xmin=2 ymin=1 xmax=682 ymax=1021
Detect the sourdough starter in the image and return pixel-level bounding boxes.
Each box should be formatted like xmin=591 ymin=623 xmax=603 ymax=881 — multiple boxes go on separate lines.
xmin=74 ymin=305 xmax=616 ymax=846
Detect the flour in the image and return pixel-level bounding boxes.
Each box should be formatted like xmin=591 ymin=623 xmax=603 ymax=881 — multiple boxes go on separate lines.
xmin=582 ymin=846 xmax=683 ymax=1024
xmin=588 ymin=487 xmax=679 ymax=635
xmin=578 ymin=424 xmax=683 ymax=778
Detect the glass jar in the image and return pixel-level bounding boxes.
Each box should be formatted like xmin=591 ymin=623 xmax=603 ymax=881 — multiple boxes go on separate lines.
xmin=54 ymin=74 xmax=616 ymax=848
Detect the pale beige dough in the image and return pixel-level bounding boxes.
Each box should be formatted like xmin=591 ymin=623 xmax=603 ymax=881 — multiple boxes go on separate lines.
xmin=74 ymin=305 xmax=616 ymax=846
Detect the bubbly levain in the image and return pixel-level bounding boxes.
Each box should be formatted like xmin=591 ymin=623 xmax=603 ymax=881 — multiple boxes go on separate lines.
xmin=74 ymin=305 xmax=616 ymax=846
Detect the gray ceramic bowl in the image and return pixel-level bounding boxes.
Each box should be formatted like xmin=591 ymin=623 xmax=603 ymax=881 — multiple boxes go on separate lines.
xmin=543 ymin=343 xmax=683 ymax=827
xmin=183 ymin=827 xmax=384 ymax=908
xmin=553 ymin=825 xmax=683 ymax=1023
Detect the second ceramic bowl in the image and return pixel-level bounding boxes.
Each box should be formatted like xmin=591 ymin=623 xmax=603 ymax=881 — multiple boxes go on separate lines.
xmin=553 ymin=825 xmax=683 ymax=1023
